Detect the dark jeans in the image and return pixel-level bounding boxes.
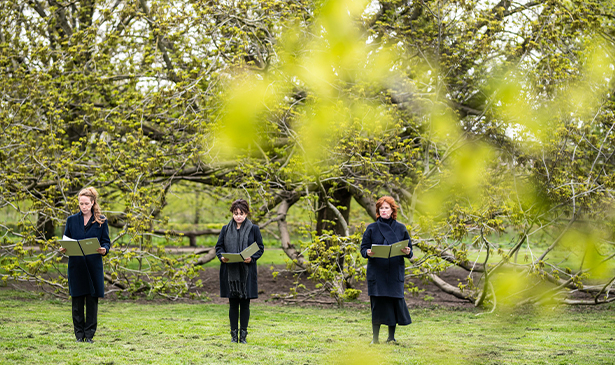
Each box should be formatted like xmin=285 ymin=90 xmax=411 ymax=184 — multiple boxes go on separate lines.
xmin=72 ymin=294 xmax=98 ymax=340
xmin=229 ymin=298 xmax=250 ymax=330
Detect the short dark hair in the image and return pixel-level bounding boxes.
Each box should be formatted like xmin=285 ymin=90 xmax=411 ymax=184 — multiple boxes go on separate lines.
xmin=230 ymin=199 xmax=250 ymax=215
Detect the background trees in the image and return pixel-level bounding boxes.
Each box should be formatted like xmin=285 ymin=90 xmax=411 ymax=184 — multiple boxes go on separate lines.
xmin=1 ymin=0 xmax=614 ymax=307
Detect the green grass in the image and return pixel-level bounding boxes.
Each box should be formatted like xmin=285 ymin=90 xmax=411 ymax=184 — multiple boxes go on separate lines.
xmin=200 ymin=249 xmax=291 ymax=268
xmin=1 ymin=289 xmax=613 ymax=364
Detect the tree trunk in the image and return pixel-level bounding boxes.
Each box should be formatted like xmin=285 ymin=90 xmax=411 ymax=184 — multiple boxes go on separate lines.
xmin=36 ymin=214 xmax=54 ymax=240
xmin=315 ymin=186 xmax=352 ymax=288
xmin=315 ymin=186 xmax=351 ymax=236
xmin=188 ymin=234 xmax=197 ymax=247
xmin=277 ymin=198 xmax=307 ymax=269
xmin=194 ymin=190 xmax=200 ymax=225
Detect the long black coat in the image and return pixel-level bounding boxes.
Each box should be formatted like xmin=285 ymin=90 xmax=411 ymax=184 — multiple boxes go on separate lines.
xmin=64 ymin=212 xmax=111 ymax=298
xmin=215 ymin=223 xmax=265 ymax=299
xmin=360 ymin=218 xmax=412 ymax=298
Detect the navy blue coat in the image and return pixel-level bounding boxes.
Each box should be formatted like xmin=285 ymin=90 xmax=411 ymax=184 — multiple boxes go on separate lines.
xmin=360 ymin=218 xmax=412 ymax=298
xmin=215 ymin=223 xmax=264 ymax=299
xmin=64 ymin=212 xmax=111 ymax=298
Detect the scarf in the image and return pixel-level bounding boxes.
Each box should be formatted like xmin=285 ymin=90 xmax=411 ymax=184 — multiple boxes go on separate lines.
xmin=376 ymin=217 xmax=400 ymax=245
xmin=224 ymin=218 xmax=253 ymax=298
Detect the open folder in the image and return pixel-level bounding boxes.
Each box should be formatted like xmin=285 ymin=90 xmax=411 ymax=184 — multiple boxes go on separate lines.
xmin=223 ymin=242 xmax=259 ymax=263
xmin=370 ymin=239 xmax=410 ymax=259
xmin=59 ymin=235 xmax=101 ymax=256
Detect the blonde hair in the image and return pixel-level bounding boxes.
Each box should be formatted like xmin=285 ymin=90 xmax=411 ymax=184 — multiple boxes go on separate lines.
xmin=78 ymin=187 xmax=105 ymax=226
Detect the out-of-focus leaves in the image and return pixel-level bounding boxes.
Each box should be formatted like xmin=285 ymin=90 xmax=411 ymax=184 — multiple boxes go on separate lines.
xmin=216 ymin=75 xmax=280 ymax=155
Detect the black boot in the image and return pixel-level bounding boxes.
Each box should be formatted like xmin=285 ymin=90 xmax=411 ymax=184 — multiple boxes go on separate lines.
xmin=239 ymin=328 xmax=248 ymax=344
xmin=370 ymin=323 xmax=380 ymax=344
xmin=231 ymin=329 xmax=238 ymax=343
xmin=386 ymin=325 xmax=397 ymax=343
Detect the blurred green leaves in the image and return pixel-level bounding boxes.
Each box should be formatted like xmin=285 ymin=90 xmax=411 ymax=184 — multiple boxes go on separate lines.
xmin=332 ymin=341 xmax=383 ymax=365
xmin=559 ymin=227 xmax=610 ymax=280
xmin=216 ymin=75 xmax=279 ymax=156
xmin=490 ymin=38 xmax=614 ymax=145
xmin=215 ymin=0 xmax=399 ymax=168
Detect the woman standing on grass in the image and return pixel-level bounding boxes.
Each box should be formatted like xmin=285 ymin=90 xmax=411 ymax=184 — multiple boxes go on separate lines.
xmin=215 ymin=199 xmax=265 ymax=344
xmin=360 ymin=196 xmax=413 ymax=344
xmin=59 ymin=187 xmax=111 ymax=343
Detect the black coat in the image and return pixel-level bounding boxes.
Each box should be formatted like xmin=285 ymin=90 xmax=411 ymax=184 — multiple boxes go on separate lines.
xmin=360 ymin=218 xmax=412 ymax=298
xmin=215 ymin=223 xmax=264 ymax=299
xmin=64 ymin=212 xmax=111 ymax=298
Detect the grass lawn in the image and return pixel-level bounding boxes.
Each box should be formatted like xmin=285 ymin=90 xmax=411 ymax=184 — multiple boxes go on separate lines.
xmin=1 ymin=290 xmax=613 ymax=364
xmin=201 ymin=249 xmax=291 ymax=268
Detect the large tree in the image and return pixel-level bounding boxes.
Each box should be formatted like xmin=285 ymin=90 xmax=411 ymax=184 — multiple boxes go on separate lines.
xmin=1 ymin=0 xmax=614 ymax=306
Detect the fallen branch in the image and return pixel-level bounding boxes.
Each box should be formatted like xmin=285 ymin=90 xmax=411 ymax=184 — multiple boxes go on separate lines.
xmin=104 ymin=273 xmax=127 ymax=289
xmin=426 ymin=272 xmax=475 ymax=303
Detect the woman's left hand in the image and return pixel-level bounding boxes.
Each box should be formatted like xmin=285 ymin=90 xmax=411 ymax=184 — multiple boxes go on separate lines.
xmin=97 ymin=247 xmax=107 ymax=255
xmin=244 ymin=257 xmax=252 ymax=264
xmin=402 ymin=247 xmax=411 ymax=255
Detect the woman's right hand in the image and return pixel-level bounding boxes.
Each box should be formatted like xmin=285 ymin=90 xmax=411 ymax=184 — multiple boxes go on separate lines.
xmin=221 ymin=257 xmax=229 ymax=263
xmin=367 ymin=249 xmax=374 ymax=257
xmin=59 ymin=247 xmax=67 ymax=254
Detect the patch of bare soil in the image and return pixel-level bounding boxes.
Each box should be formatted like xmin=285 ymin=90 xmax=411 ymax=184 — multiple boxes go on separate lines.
xmin=4 ymin=267 xmax=608 ymax=310
xmin=0 ymin=266 xmax=476 ymax=309
xmin=200 ymin=265 xmax=479 ymax=309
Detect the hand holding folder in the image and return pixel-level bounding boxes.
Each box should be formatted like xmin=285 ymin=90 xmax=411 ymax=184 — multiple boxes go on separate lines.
xmin=59 ymin=236 xmax=102 ymax=256
xmin=222 ymin=242 xmax=259 ymax=263
xmin=370 ymin=240 xmax=410 ymax=259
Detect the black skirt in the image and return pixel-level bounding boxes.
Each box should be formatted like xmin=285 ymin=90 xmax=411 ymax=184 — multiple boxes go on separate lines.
xmin=370 ymin=296 xmax=412 ymax=326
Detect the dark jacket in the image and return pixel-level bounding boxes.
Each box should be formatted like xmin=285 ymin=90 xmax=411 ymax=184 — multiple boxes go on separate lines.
xmin=360 ymin=218 xmax=412 ymax=298
xmin=64 ymin=211 xmax=111 ymax=298
xmin=215 ymin=223 xmax=265 ymax=299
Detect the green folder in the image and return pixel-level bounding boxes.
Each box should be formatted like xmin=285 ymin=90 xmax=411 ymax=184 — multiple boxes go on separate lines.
xmin=223 ymin=242 xmax=259 ymax=263
xmin=59 ymin=236 xmax=101 ymax=256
xmin=371 ymin=239 xmax=410 ymax=259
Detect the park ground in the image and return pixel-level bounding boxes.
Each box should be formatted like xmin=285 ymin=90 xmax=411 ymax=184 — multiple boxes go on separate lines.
xmin=1 ymin=265 xmax=614 ymax=365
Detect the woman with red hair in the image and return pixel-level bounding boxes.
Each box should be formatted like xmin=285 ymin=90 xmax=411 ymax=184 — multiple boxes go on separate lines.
xmin=360 ymin=196 xmax=413 ymax=344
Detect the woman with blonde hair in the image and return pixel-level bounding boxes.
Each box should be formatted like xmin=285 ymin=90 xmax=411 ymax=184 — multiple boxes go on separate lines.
xmin=60 ymin=187 xmax=111 ymax=343
xmin=360 ymin=196 xmax=412 ymax=344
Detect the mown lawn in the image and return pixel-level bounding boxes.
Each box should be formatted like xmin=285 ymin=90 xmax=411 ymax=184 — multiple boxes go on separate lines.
xmin=1 ymin=290 xmax=613 ymax=364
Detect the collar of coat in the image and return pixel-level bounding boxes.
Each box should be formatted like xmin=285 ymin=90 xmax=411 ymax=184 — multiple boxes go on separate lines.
xmin=376 ymin=218 xmax=401 ymax=245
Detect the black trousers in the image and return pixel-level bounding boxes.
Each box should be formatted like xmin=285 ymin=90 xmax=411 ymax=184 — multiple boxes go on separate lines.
xmin=229 ymin=298 xmax=250 ymax=330
xmin=72 ymin=294 xmax=98 ymax=340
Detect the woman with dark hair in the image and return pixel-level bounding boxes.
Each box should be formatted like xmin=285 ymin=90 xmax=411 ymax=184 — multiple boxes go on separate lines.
xmin=59 ymin=187 xmax=111 ymax=343
xmin=360 ymin=196 xmax=412 ymax=344
xmin=215 ymin=199 xmax=265 ymax=344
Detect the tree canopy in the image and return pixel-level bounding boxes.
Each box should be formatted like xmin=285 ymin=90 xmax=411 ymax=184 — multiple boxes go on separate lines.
xmin=1 ymin=0 xmax=614 ymax=307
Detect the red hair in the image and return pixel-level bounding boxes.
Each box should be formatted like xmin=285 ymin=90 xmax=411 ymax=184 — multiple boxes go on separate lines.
xmin=376 ymin=196 xmax=398 ymax=220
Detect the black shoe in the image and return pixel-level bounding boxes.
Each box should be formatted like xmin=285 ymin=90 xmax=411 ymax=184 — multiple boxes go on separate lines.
xmin=84 ymin=338 xmax=94 ymax=343
xmin=386 ymin=338 xmax=398 ymax=344
xmin=231 ymin=329 xmax=238 ymax=343
xmin=239 ymin=328 xmax=248 ymax=344
xmin=75 ymin=338 xmax=83 ymax=343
